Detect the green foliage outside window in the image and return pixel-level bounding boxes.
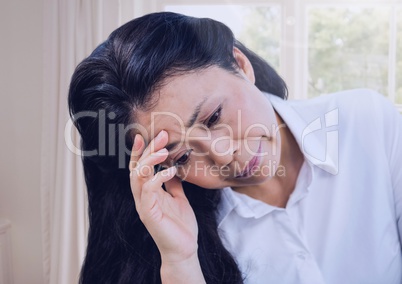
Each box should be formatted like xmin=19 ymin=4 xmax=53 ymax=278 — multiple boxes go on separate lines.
xmin=238 ymin=6 xmax=281 ymax=72
xmin=308 ymin=7 xmax=390 ymax=98
xmin=238 ymin=6 xmax=401 ymax=101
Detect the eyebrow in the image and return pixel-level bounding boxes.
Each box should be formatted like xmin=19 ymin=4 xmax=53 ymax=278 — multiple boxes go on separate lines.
xmin=164 ymin=97 xmax=208 ymax=152
xmin=186 ymin=97 xmax=208 ymax=128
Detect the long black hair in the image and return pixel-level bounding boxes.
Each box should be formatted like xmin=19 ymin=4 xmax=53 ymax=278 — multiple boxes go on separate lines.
xmin=68 ymin=12 xmax=287 ymax=284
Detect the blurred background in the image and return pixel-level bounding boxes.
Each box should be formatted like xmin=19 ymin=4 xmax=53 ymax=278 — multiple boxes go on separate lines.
xmin=0 ymin=0 xmax=401 ymax=283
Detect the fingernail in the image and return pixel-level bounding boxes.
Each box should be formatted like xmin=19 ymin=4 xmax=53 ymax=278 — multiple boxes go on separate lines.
xmin=155 ymin=130 xmax=165 ymax=141
xmin=133 ymin=134 xmax=141 ymax=151
xmin=155 ymin=148 xmax=168 ymax=155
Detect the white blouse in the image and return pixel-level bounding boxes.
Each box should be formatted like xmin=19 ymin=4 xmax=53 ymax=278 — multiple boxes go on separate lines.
xmin=217 ymin=89 xmax=402 ymax=284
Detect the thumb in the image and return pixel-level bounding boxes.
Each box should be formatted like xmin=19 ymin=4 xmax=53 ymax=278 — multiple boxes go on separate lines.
xmin=164 ymin=176 xmax=186 ymax=199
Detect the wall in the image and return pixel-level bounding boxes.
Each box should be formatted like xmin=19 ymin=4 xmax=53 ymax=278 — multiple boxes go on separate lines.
xmin=0 ymin=0 xmax=44 ymax=283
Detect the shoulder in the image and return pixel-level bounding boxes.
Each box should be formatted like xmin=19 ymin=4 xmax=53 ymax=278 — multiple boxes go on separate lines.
xmin=288 ymin=88 xmax=392 ymax=124
xmin=293 ymin=89 xmax=401 ymax=157
xmin=324 ymin=88 xmax=391 ymax=114
xmin=291 ymin=88 xmax=383 ymax=110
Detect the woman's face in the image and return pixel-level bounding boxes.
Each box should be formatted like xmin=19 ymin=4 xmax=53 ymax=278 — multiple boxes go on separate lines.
xmin=136 ymin=51 xmax=282 ymax=190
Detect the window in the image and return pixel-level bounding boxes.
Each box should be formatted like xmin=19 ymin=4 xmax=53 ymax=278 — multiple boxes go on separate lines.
xmin=165 ymin=4 xmax=282 ymax=71
xmin=307 ymin=6 xmax=390 ymax=98
xmin=120 ymin=0 xmax=402 ymax=110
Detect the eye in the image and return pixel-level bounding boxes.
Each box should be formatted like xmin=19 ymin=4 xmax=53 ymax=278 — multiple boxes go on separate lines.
xmin=206 ymin=106 xmax=222 ymax=128
xmin=175 ymin=149 xmax=193 ymax=166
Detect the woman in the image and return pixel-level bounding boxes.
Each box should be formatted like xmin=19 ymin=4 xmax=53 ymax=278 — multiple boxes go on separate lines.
xmin=68 ymin=12 xmax=402 ymax=284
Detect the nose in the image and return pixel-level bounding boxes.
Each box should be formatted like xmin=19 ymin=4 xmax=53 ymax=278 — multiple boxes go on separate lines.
xmin=208 ymin=136 xmax=238 ymax=168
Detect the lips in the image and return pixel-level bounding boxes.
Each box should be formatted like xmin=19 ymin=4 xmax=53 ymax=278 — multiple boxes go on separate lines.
xmin=235 ymin=141 xmax=262 ymax=178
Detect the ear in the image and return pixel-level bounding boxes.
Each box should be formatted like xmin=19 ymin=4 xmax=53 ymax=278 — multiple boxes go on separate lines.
xmin=233 ymin=47 xmax=255 ymax=84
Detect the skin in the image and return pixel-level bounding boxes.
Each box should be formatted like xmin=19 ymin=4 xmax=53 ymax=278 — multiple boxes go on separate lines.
xmin=129 ymin=48 xmax=304 ymax=283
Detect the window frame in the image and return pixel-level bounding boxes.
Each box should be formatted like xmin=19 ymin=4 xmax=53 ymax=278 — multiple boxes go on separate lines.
xmin=119 ymin=0 xmax=402 ymax=111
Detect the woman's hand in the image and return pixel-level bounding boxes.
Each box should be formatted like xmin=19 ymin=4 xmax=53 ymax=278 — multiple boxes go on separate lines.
xmin=129 ymin=130 xmax=199 ymax=264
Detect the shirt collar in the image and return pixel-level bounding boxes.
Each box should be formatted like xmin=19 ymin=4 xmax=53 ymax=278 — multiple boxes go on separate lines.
xmin=216 ymin=92 xmax=338 ymax=227
xmin=216 ymin=160 xmax=313 ymax=227
xmin=268 ymin=93 xmax=339 ymax=175
xmin=216 ymin=187 xmax=279 ymax=227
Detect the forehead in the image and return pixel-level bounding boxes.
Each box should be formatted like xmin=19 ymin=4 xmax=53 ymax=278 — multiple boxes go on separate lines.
xmin=135 ymin=69 xmax=213 ymax=143
xmin=134 ymin=66 xmax=242 ymax=145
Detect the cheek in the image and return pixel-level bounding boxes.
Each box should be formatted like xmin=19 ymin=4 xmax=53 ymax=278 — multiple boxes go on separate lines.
xmin=241 ymin=121 xmax=277 ymax=143
xmin=237 ymin=110 xmax=278 ymax=140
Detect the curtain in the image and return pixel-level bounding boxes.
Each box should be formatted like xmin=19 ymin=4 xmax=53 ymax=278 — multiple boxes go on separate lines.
xmin=41 ymin=1 xmax=121 ymax=283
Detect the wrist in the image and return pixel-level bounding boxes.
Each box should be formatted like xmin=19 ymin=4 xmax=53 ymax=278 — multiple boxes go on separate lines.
xmin=159 ymin=243 xmax=199 ymax=264
xmin=160 ymin=252 xmax=205 ymax=284
xmin=161 ymin=250 xmax=198 ymax=265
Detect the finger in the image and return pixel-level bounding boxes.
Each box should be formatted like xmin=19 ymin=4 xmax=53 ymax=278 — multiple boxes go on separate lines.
xmin=129 ymin=134 xmax=145 ymax=171
xmin=130 ymin=131 xmax=168 ymax=175
xmin=136 ymin=166 xmax=176 ymax=203
xmin=133 ymin=148 xmax=169 ymax=179
xmin=164 ymin=175 xmax=186 ymax=199
xmin=149 ymin=166 xmax=177 ymax=185
xmin=130 ymin=176 xmax=144 ymax=206
xmin=130 ymin=131 xmax=169 ymax=204
xmin=140 ymin=166 xmax=177 ymax=214
xmin=141 ymin=130 xmax=169 ymax=159
xmin=129 ymin=134 xmax=147 ymax=202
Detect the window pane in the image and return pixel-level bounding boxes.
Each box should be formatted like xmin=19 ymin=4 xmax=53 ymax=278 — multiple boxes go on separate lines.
xmin=308 ymin=7 xmax=390 ymax=98
xmin=396 ymin=8 xmax=402 ymax=104
xmin=165 ymin=5 xmax=281 ymax=71
xmin=237 ymin=6 xmax=281 ymax=70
